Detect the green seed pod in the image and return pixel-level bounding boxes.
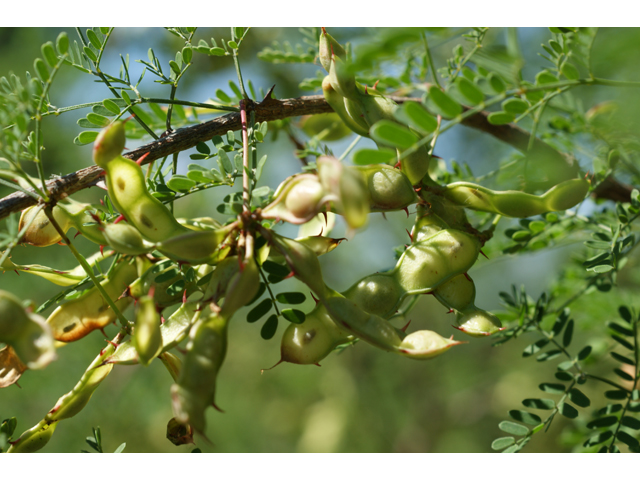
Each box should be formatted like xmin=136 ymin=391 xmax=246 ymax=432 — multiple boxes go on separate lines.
xmin=262 ymin=174 xmax=326 ymax=224
xmin=454 ymin=308 xmax=503 ymax=337
xmin=295 ymin=235 xmax=344 ymax=257
xmin=355 ymin=164 xmax=418 ymax=211
xmin=156 ymin=223 xmax=236 ymax=264
xmin=433 ymin=274 xmax=476 ymax=312
xmin=159 ymin=352 xmax=182 ymax=383
xmin=177 ymin=217 xmax=222 ymax=231
xmin=394 ymin=229 xmax=480 ymax=293
xmin=171 ymin=313 xmax=228 ymax=433
xmin=318 ymin=28 xmax=346 ymax=73
xmin=220 ymin=238 xmax=260 ymax=319
xmin=0 ymin=346 xmax=27 ymax=389
xmin=93 ymin=120 xmax=126 ymax=168
xmin=322 ymin=76 xmax=370 ymax=137
xmin=397 ymin=330 xmax=463 ymax=359
xmin=418 ymin=192 xmax=471 ymax=233
xmin=328 ymin=54 xmax=359 ymax=101
xmin=18 ymin=205 xmax=71 ymax=247
xmin=342 ymin=273 xmax=405 ymax=317
xmin=133 ymin=295 xmax=163 ymax=366
xmin=56 ymin=199 xmax=107 ymax=246
xmin=102 ymin=222 xmax=154 ymax=256
xmin=411 ymin=208 xmax=449 ymax=243
xmin=0 ymin=290 xmax=56 ymax=369
xmin=46 ymin=260 xmax=137 ymax=342
xmin=201 ymin=256 xmax=241 ymax=303
xmin=301 ymin=112 xmax=354 ymax=141
xmin=7 ymin=420 xmax=58 ymax=453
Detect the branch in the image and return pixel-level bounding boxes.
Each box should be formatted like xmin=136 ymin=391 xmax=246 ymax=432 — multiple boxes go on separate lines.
xmin=0 ymin=93 xmax=632 ymax=220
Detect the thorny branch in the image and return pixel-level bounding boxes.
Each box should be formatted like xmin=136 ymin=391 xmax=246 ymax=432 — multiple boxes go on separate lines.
xmin=0 ymin=93 xmax=634 ymax=221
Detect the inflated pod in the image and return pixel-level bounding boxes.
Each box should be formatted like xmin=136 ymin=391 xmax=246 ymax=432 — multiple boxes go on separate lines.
xmin=442 ymin=178 xmax=590 ymax=217
xmin=171 ymin=313 xmax=228 ymax=433
xmin=219 ymin=251 xmax=260 ymax=318
xmin=295 ymin=235 xmax=344 ymax=256
xmin=56 ymin=200 xmax=107 ymax=245
xmin=6 ymin=420 xmax=58 ymax=453
xmin=156 ymin=223 xmax=236 ymax=264
xmin=0 ymin=290 xmax=56 ymax=369
xmin=394 ymin=229 xmax=480 ymax=293
xmin=397 ymin=331 xmax=463 ymax=359
xmin=133 ymin=295 xmax=163 ymax=366
xmin=411 ymin=208 xmax=449 ymax=243
xmin=318 ymin=28 xmax=346 ymax=73
xmin=418 ymin=191 xmax=472 ymax=233
xmin=261 ymin=174 xmax=326 ymax=224
xmin=322 ymin=76 xmax=370 ymax=137
xmin=102 ymin=222 xmax=154 ymax=256
xmin=432 ymin=274 xmax=476 ymax=312
xmin=301 ymin=112 xmax=355 ymax=141
xmin=177 ymin=217 xmax=222 ymax=231
xmin=341 ymin=273 xmax=405 ymax=318
xmin=0 ymin=346 xmax=27 ymax=388
xmin=18 ymin=205 xmax=70 ymax=247
xmin=355 ymin=164 xmax=418 ymax=211
xmin=201 ymin=256 xmax=241 ymax=303
xmin=93 ymin=120 xmax=126 ymax=166
xmin=328 ymin=54 xmax=359 ymax=101
xmin=454 ymin=308 xmax=503 ymax=337
xmin=159 ymin=352 xmax=182 ymax=382
xmin=46 ymin=260 xmax=138 ymax=342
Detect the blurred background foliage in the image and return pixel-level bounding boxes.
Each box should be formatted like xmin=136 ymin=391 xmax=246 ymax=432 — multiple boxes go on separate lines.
xmin=1 ymin=27 xmax=640 ymax=453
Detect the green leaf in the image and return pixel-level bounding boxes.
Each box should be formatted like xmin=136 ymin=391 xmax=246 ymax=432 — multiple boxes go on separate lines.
xmin=491 ymin=437 xmax=515 ymax=451
xmin=588 ymin=264 xmax=614 ymax=273
xmin=604 ymin=390 xmax=628 ymax=400
xmin=618 ymin=306 xmax=632 ymax=323
xmin=617 ymin=431 xmax=640 ymax=450
xmin=56 ymin=32 xmax=69 ymax=55
xmin=536 ymin=70 xmax=558 ymax=85
xmin=426 ymin=85 xmax=462 ymax=118
xmin=166 ymin=175 xmax=196 ymax=193
xmin=41 ymin=42 xmax=58 ymax=68
xmin=595 ymin=404 xmax=623 ymax=416
xmin=75 ymin=130 xmax=99 ymax=145
xmin=247 ymin=283 xmax=266 ymax=305
xmin=502 ymin=98 xmax=529 ymax=114
xmin=210 ymin=47 xmax=226 ymax=56
xmin=487 ymin=111 xmax=515 ymax=125
xmin=614 ymin=368 xmax=634 ymax=381
xmin=608 ymin=322 xmax=634 ymax=337
xmin=262 ymin=260 xmax=290 ymax=278
xmin=558 ymin=402 xmax=578 ymax=419
xmin=557 ymin=360 xmax=574 ymax=371
xmin=621 ymin=416 xmax=640 ymax=430
xmin=86 ymin=29 xmax=102 ymax=50
xmin=499 ymin=421 xmax=529 ymax=436
xmin=352 ymin=148 xmax=396 ymax=166
xmin=562 ymin=319 xmax=574 ymax=347
xmin=34 ymin=58 xmax=49 ymax=82
xmin=370 ymin=120 xmax=419 ymax=149
xmin=260 ymin=314 xmax=278 ymax=339
xmin=102 ymin=99 xmax=121 ymax=115
xmin=537 ymin=350 xmax=562 ymax=362
xmin=523 ymin=338 xmax=548 ymax=357
xmin=455 ymin=76 xmax=484 ymax=105
xmin=522 ymin=398 xmax=564 ymax=410
xmin=611 ymin=335 xmax=634 ymax=351
xmin=113 ymin=442 xmax=126 ymax=453
xmin=555 ymin=371 xmax=573 ymax=382
xmin=275 ymin=292 xmax=306 ymax=305
xmin=196 ymin=142 xmax=211 ymax=155
xmin=539 ymin=383 xmax=565 ymax=394
xmin=83 ymin=46 xmax=98 ymax=63
xmin=247 ymin=298 xmax=272 ymax=323
xmin=611 ymin=351 xmax=635 ymax=366
xmin=508 ymin=410 xmax=542 ymax=426
xmin=86 ymin=113 xmax=111 ymax=127
xmin=584 ymin=240 xmax=611 ymax=249
xmin=583 ymin=431 xmax=613 ymax=446
xmin=577 ymin=345 xmax=592 ymax=360
xmin=587 ymin=416 xmax=618 ymax=429
xmin=216 ymin=89 xmax=232 ymax=104
xmin=281 ymin=309 xmax=305 ymax=324
xmin=394 ymin=102 xmax=438 ymax=134
xmin=568 ymin=388 xmax=590 ymax=408
xmin=488 ymin=73 xmax=506 ymax=93
xmin=561 ymin=63 xmax=580 ymax=80
xmin=169 ymin=60 xmax=181 ymax=75
xmin=182 ymin=47 xmax=193 ymax=64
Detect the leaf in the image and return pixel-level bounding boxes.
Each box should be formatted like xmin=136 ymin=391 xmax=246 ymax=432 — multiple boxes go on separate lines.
xmin=56 ymin=32 xmax=69 ymax=55
xmin=352 ymin=148 xmax=396 ymax=166
xmin=262 ymin=260 xmax=290 ymax=278
xmin=86 ymin=113 xmax=111 ymax=127
xmin=370 ymin=120 xmax=419 ymax=149
xmin=455 ymin=76 xmax=484 ymax=105
xmin=275 ymin=292 xmax=306 ymax=305
xmin=488 ymin=73 xmax=506 ymax=93
xmin=537 ymin=350 xmax=562 ymax=362
xmin=260 ymin=314 xmax=278 ymax=340
xmin=558 ymin=402 xmax=578 ymax=419
xmin=608 ymin=322 xmax=634 ymax=337
xmin=281 ymin=309 xmax=305 ymax=324
xmin=588 ymin=264 xmax=614 ymax=273
xmin=83 ymin=46 xmax=98 ymax=63
xmin=554 ymin=371 xmax=573 ymax=381
xmin=425 ymin=85 xmax=462 ymax=118
xmin=499 ymin=421 xmax=529 ymax=436
xmin=102 ymin=99 xmax=121 ymax=115
xmin=613 ymin=368 xmax=634 ymax=382
xmin=521 ymin=398 xmax=555 ymax=410
xmin=617 ymin=431 xmax=640 ymax=450
xmin=562 ymin=319 xmax=574 ymax=347
xmin=577 ymin=345 xmax=592 ymax=361
xmin=618 ymin=306 xmax=632 ymax=323
xmin=539 ymin=383 xmax=565 ymax=394
xmin=86 ymin=29 xmax=102 ymax=50
xmin=523 ymin=339 xmax=548 ymax=357
xmin=394 ymin=101 xmax=438 ymax=134
xmin=166 ymin=175 xmax=195 ymax=193
xmin=595 ymin=404 xmax=623 ymax=416
xmin=611 ymin=351 xmax=635 ymax=366
xmin=502 ymin=98 xmax=528 ymax=114
xmin=491 ymin=437 xmax=515 ymax=451
xmin=41 ymin=42 xmax=58 ymax=68
xmin=487 ymin=111 xmax=515 ymax=125
xmin=509 ymin=410 xmax=542 ymax=426
xmin=611 ymin=335 xmax=634 ymax=351
xmin=34 ymin=58 xmax=49 ymax=82
xmin=568 ymin=388 xmax=591 ymax=408
xmin=584 ymin=240 xmax=610 ymax=249
xmin=583 ymin=430 xmax=613 ymax=446
xmin=75 ymin=130 xmax=99 ymax=145
xmin=113 ymin=442 xmax=126 ymax=453
xmin=247 ymin=299 xmax=272 ymax=323
xmin=604 ymin=390 xmax=628 ymax=400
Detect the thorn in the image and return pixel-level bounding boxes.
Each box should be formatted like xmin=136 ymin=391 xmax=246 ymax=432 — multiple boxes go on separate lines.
xmin=284 ymin=271 xmax=295 ymax=280
xmin=261 ymin=358 xmax=283 ymax=373
xmin=479 ymin=249 xmax=489 ymax=259
xmin=57 ymin=241 xmax=65 ymax=246
xmin=100 ymin=199 xmax=105 ymax=206
xmin=14 ymin=270 xmax=19 ymax=276
xmin=584 ymin=170 xmax=590 ymax=179
xmin=447 ymin=309 xmax=455 ymax=314
xmin=381 ymin=212 xmax=387 ymax=221
xmin=161 ymin=315 xmax=166 ymax=324
xmin=321 ymin=27 xmax=327 ymax=35
xmin=414 ymin=186 xmax=422 ymax=192
xmin=463 ymin=272 xmax=472 ymax=282
xmin=74 ymin=231 xmax=82 ymax=239
xmin=321 ymin=211 xmax=328 ymax=226
xmin=182 ymin=288 xmax=188 ymax=304
xmin=400 ymin=320 xmax=411 ymax=332
xmin=99 ymin=328 xmax=109 ymax=338
xmin=373 ymin=80 xmax=379 ymax=89
xmin=314 ymin=363 xmax=321 ymax=367
xmin=176 ymin=346 xmax=187 ymax=355
xmin=136 ymin=152 xmax=151 ymax=166
xmin=148 ymin=285 xmax=155 ymax=298
xmin=100 ymin=245 xmax=105 ymax=256
xmin=364 ymin=85 xmax=368 ymax=94
xmin=406 ymin=229 xmax=413 ymax=242
xmin=105 ymin=339 xmax=119 ymax=349
xmin=114 ymin=214 xmax=126 ymax=224
xmin=212 ymin=401 xmax=225 ymax=413
xmin=394 ymin=160 xmax=402 ymax=169
xmin=310 ymin=291 xmax=319 ymax=305
xmin=402 ymin=207 xmax=409 ymax=218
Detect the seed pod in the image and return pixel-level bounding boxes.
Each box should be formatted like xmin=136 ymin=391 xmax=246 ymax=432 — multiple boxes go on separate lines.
xmin=7 ymin=420 xmax=58 ymax=453
xmin=318 ymin=28 xmax=346 ymax=73
xmin=171 ymin=313 xmax=228 ymax=433
xmin=129 ymin=260 xmax=190 ymax=308
xmin=46 ymin=260 xmax=137 ymax=342
xmin=166 ymin=417 xmax=194 ymax=446
xmin=394 ymin=229 xmax=480 ymax=293
xmin=0 ymin=345 xmax=28 ymax=389
xmin=342 ymin=273 xmax=405 ymax=317
xmin=56 ymin=199 xmax=106 ymax=245
xmin=177 ymin=216 xmax=222 ymax=231
xmin=93 ymin=120 xmax=126 ymax=167
xmin=133 ymin=295 xmax=162 ymax=366
xmin=301 ymin=112 xmax=354 ymax=141
xmin=328 ymin=54 xmax=359 ymax=100
xmin=201 ymin=256 xmax=241 ymax=303
xmin=0 ymin=290 xmax=56 ymax=369
xmin=156 ymin=223 xmax=236 ymax=264
xmin=411 ymin=208 xmax=449 ymax=243
xmin=19 ymin=205 xmax=71 ymax=247
xmin=262 ymin=174 xmax=326 ymax=224
xmin=397 ymin=330 xmax=463 ymax=359
xmin=355 ymin=164 xmax=418 ymax=211
xmin=102 ymin=222 xmax=154 ymax=256
xmin=454 ymin=308 xmax=503 ymax=337
xmin=220 ymin=254 xmax=260 ymax=319
xmin=159 ymin=352 xmax=182 ymax=383
xmin=322 ymin=76 xmax=370 ymax=137
xmin=433 ymin=274 xmax=476 ymax=312
xmin=295 ymin=235 xmax=344 ymax=256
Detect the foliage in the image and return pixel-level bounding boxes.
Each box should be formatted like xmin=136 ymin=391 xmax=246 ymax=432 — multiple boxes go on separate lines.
xmin=1 ymin=27 xmax=640 ymax=453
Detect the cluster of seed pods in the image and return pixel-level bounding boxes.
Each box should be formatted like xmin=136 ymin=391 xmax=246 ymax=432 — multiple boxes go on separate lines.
xmin=0 ymin=30 xmax=592 ymax=451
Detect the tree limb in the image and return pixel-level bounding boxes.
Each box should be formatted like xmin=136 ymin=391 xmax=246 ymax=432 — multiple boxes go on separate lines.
xmin=0 ymin=94 xmax=633 ymax=220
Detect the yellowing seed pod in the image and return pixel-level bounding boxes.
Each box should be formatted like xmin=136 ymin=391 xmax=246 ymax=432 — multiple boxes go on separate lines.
xmin=0 ymin=346 xmax=27 ymax=389
xmin=262 ymin=174 xmax=326 ymax=224
xmin=7 ymin=420 xmax=58 ymax=453
xmin=134 ymin=295 xmax=162 ymax=366
xmin=318 ymin=28 xmax=346 ymax=73
xmin=301 ymin=112 xmax=354 ymax=142
xmin=19 ymin=205 xmax=71 ymax=247
xmin=93 ymin=121 xmax=126 ymax=168
xmin=454 ymin=308 xmax=503 ymax=337
xmin=322 ymin=76 xmax=370 ymax=137
xmin=156 ymin=223 xmax=236 ymax=264
xmin=433 ymin=274 xmax=476 ymax=312
xmin=397 ymin=330 xmax=463 ymax=359
xmin=102 ymin=222 xmax=154 ymax=256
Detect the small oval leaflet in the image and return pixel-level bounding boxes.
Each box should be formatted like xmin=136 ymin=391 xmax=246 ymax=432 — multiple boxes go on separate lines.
xmin=558 ymin=402 xmax=578 ymax=419
xmin=352 ymin=149 xmax=396 ymax=166
xmin=370 ymin=120 xmax=418 ymax=150
xmin=568 ymin=388 xmax=590 ymax=408
xmin=394 ymin=101 xmax=438 ymax=134
xmin=425 ymin=85 xmax=462 ymax=118
xmin=260 ymin=314 xmax=278 ymax=340
xmin=281 ymin=309 xmax=305 ymax=324
xmin=491 ymin=436 xmax=515 ymax=451
xmin=538 ymin=383 xmax=565 ymax=394
xmin=247 ymin=299 xmax=272 ymax=323
xmin=275 ymin=292 xmax=306 ymax=305
xmin=508 ymin=410 xmax=541 ymax=426
xmin=498 ymin=421 xmax=529 ymax=436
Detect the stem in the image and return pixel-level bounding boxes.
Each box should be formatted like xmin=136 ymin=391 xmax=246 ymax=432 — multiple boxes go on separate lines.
xmin=585 ymin=374 xmax=631 ymax=393
xmin=257 ymin=265 xmax=281 ymax=317
xmin=231 ymin=28 xmax=249 ymax=100
xmin=421 ymin=33 xmax=441 ymax=89
xmin=44 ymin=206 xmax=131 ymax=331
xmin=240 ymin=99 xmax=250 ymax=214
xmin=338 ymin=135 xmax=362 ymax=161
